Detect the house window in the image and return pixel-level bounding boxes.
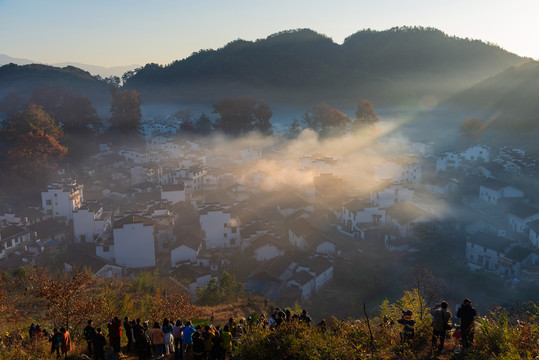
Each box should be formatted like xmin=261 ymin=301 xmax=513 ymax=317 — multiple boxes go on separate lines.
xmin=223 ymin=233 xmax=227 ymax=238
xmin=46 ymin=200 xmax=52 ymax=205
xmin=103 ymin=246 xmax=109 ymax=252
xmin=80 ymin=235 xmax=86 ymax=242
xmin=231 ymin=227 xmax=237 ymax=234
xmin=224 ymin=223 xmax=228 ymax=227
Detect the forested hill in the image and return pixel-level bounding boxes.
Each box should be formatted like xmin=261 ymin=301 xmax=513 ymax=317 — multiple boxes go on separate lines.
xmin=0 ymin=63 xmax=111 ymax=103
xmin=449 ymin=61 xmax=539 ymax=132
xmin=123 ymin=27 xmax=526 ymax=105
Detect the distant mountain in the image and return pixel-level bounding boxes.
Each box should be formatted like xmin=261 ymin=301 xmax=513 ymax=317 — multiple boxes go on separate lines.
xmin=52 ymin=62 xmax=140 ymax=78
xmin=124 ymin=27 xmax=526 ymax=106
xmin=0 ymin=54 xmax=35 ymax=66
xmin=0 ymin=54 xmax=139 ymax=78
xmin=450 ymin=61 xmax=539 ymax=132
xmin=0 ymin=63 xmax=111 ymax=104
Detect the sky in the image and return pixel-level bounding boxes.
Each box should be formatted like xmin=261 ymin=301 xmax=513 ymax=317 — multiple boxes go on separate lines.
xmin=1 ymin=0 xmax=538 ymax=67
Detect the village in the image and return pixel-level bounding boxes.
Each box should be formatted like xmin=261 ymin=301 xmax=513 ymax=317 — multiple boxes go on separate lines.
xmin=1 ymin=116 xmax=539 ymax=308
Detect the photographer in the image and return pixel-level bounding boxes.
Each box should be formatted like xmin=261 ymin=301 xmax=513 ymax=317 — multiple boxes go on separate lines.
xmin=457 ymin=298 xmax=477 ymax=349
xmin=430 ymin=301 xmax=451 ymax=353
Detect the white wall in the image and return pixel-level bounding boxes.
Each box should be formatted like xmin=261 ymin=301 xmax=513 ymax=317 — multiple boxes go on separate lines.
xmin=113 ymin=223 xmax=155 ymax=268
xmin=200 ymin=210 xmax=231 ymax=249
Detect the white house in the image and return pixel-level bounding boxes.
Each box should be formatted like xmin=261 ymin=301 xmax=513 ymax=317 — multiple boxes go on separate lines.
xmin=288 ymin=218 xmax=316 ymax=251
xmin=277 ymin=195 xmax=314 ymax=218
xmin=170 ymin=235 xmax=202 ymax=267
xmin=287 ymin=270 xmax=315 ymax=302
xmin=461 ymin=145 xmax=490 ymax=162
xmin=342 ymin=199 xmax=385 ymax=233
xmin=73 ymin=203 xmax=111 ymax=243
xmin=0 ymin=225 xmax=31 ymax=259
xmin=371 ymin=184 xmax=414 ymax=209
xmin=41 ymin=180 xmax=83 ymax=223
xmin=118 ymin=148 xmax=149 ymax=164
xmin=375 ymin=160 xmax=421 ymax=184
xmin=466 ymin=232 xmax=535 ymax=278
xmin=436 ymin=151 xmax=461 ymax=172
xmin=479 ymin=179 xmax=524 ymax=205
xmin=113 ymin=214 xmax=156 ymax=268
xmin=386 ymin=201 xmax=432 ymax=238
xmin=507 ymin=202 xmax=539 ymax=234
xmin=466 ymin=232 xmax=513 ymax=273
xmin=528 ymin=220 xmax=539 ymax=248
xmin=245 ymin=233 xmax=287 ymax=262
xmin=199 ymin=205 xmax=240 ymax=249
xmin=161 ymin=183 xmax=186 ymax=204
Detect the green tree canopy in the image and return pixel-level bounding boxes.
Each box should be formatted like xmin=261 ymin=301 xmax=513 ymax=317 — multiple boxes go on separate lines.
xmin=213 ymin=96 xmax=272 ymax=136
xmin=109 ymin=88 xmax=142 ymax=134
xmin=195 ymin=112 xmax=213 ymax=135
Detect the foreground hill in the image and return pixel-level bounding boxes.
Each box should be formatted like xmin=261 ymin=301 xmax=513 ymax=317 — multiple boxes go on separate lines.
xmin=124 ymin=27 xmax=525 ymax=105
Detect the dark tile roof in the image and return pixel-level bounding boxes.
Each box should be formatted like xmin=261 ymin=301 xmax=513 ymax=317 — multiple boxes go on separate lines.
xmin=468 ymin=232 xmax=513 ymax=253
xmin=290 ymin=270 xmax=314 ymax=286
xmin=527 ymin=220 xmax=539 ymax=233
xmin=289 ymin=218 xmax=316 ymax=238
xmin=162 ymin=183 xmax=185 ymax=192
xmin=343 ymin=199 xmax=371 ymax=213
xmin=171 ymin=233 xmax=202 ymax=251
xmin=0 ymin=225 xmax=27 ymax=240
xmin=387 ymin=201 xmax=430 ymax=225
xmin=480 ymin=178 xmax=506 ymax=191
xmin=504 ymin=245 xmax=533 ymax=263
xmin=508 ymin=201 xmax=539 ymax=220
xmin=28 ymin=219 xmax=67 ymax=238
xmin=113 ymin=214 xmax=153 ymax=229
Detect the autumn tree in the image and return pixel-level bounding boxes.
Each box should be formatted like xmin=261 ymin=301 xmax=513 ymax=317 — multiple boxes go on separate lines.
xmin=302 ymin=103 xmax=351 ymax=137
xmin=213 ymin=96 xmax=272 ymax=136
xmin=195 ymin=112 xmax=213 ymax=135
xmin=26 ymin=267 xmax=102 ymax=331
xmin=109 ymin=88 xmax=142 ymax=135
xmin=353 ymin=99 xmax=379 ymax=129
xmin=1 ymin=104 xmax=67 ymax=187
xmin=459 ymin=117 xmax=486 ymax=138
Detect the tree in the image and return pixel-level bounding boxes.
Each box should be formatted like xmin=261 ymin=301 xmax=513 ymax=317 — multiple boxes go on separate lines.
xmin=195 ymin=271 xmax=244 ymax=306
xmin=195 ymin=112 xmax=213 ymax=135
xmin=302 ymin=103 xmax=350 ymax=137
xmin=406 ymin=267 xmax=446 ymax=321
xmin=213 ymin=96 xmax=272 ymax=136
xmin=31 ymin=87 xmax=101 ymax=136
xmin=1 ymin=104 xmax=67 ymax=187
xmin=109 ymin=88 xmax=142 ymax=134
xmin=26 ymin=267 xmax=102 ymax=331
xmin=287 ymin=118 xmax=303 ymax=138
xmin=353 ymin=99 xmax=379 ymax=128
xmin=459 ymin=117 xmax=486 ymax=138
xmin=172 ymin=109 xmax=196 ymax=133
xmin=0 ymin=91 xmax=27 ymax=118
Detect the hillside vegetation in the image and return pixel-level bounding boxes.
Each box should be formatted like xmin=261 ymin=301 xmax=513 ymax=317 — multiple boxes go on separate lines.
xmin=1 ymin=266 xmax=538 ymax=359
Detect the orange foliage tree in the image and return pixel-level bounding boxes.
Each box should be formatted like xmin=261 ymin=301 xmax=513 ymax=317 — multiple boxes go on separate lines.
xmin=302 ymin=103 xmax=351 ymax=137
xmin=353 ymin=99 xmax=379 ymax=128
xmin=459 ymin=117 xmax=486 ymax=138
xmin=1 ymin=104 xmax=67 ymax=187
xmin=26 ymin=267 xmax=102 ymax=332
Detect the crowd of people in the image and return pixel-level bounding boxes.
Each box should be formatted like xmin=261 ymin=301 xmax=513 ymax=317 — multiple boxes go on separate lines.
xmin=4 ymin=298 xmax=478 ymax=359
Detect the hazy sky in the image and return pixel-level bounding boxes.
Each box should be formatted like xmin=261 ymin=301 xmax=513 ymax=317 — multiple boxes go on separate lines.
xmin=1 ymin=0 xmax=537 ymax=67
